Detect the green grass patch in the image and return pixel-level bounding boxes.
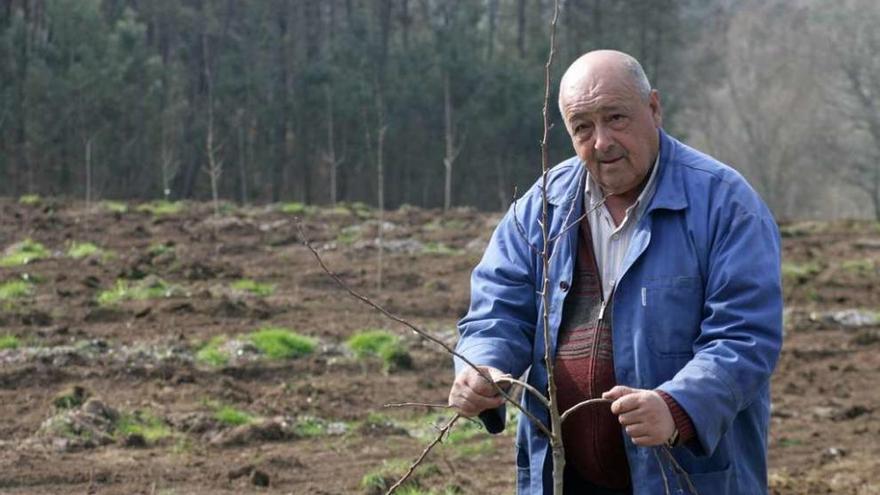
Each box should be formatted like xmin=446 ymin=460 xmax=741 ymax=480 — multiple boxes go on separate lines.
xmin=1 ymin=239 xmax=50 ymax=267
xmin=360 ymin=460 xmax=443 ymax=495
xmin=116 ymin=411 xmax=172 ymax=443
xmin=0 ymin=335 xmax=20 ymax=350
xmin=195 ymin=336 xmax=229 ymax=367
xmin=230 ymin=279 xmax=276 ymax=297
xmin=214 ymin=405 xmax=255 ymax=426
xmin=53 ymin=385 xmax=89 ymax=410
xmin=148 ymin=242 xmax=175 ymax=257
xmin=422 ymin=242 xmax=461 ymax=256
xmin=280 ymin=202 xmax=315 ymax=215
xmin=97 ymin=278 xmax=178 ymax=306
xmin=781 ymin=261 xmax=822 ymax=283
xmin=293 ymin=416 xmax=327 ymax=438
xmin=247 ymin=327 xmax=316 ymax=360
xmin=346 ymin=329 xmax=412 ymax=371
xmin=0 ymin=279 xmax=33 ymax=300
xmin=335 ymin=226 xmax=360 ymax=246
xmin=136 ymin=200 xmax=184 ymax=216
xmin=67 ymin=241 xmax=111 ymax=260
xmin=19 ymin=194 xmax=41 ymax=205
xmin=102 ymin=200 xmax=128 ymax=213
xmin=841 ymin=258 xmax=875 ymax=274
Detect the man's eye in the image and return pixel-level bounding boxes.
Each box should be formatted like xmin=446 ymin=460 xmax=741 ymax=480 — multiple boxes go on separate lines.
xmin=611 ymin=114 xmax=624 ymax=121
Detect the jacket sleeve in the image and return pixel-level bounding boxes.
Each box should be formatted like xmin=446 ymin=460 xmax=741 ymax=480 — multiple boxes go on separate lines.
xmin=657 ymin=198 xmax=783 ymax=457
xmin=454 ymin=198 xmax=540 ymax=432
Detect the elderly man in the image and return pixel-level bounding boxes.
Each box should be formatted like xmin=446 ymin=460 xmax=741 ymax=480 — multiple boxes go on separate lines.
xmin=448 ymin=50 xmax=782 ymax=494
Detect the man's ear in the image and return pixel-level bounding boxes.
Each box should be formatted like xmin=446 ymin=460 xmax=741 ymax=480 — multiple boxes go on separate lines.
xmin=649 ymin=90 xmax=663 ymax=128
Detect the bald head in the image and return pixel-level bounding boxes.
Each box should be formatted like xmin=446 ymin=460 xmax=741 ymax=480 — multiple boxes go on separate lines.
xmin=559 ymin=50 xmax=652 ymax=115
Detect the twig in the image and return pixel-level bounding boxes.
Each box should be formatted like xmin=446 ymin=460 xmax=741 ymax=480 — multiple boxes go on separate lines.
xmin=652 ymin=448 xmax=672 ymax=495
xmin=385 ymin=413 xmax=460 ymax=495
xmin=511 ymin=186 xmax=542 ymax=257
xmin=384 ymin=402 xmax=452 ymax=409
xmin=558 ymin=397 xmax=612 ymax=424
xmin=296 ymin=222 xmax=552 ymax=438
xmin=493 ymin=376 xmax=549 ymax=408
xmin=660 ymin=446 xmax=699 ymax=495
xmin=548 ymin=191 xmax=613 ymax=244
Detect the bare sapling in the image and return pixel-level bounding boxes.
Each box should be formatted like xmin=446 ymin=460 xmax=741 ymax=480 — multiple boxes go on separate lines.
xmin=442 ymin=70 xmax=465 ymax=212
xmin=323 ymin=86 xmax=346 ymax=206
xmin=299 ymin=0 xmax=698 ymax=492
xmin=202 ymin=34 xmax=224 ymax=223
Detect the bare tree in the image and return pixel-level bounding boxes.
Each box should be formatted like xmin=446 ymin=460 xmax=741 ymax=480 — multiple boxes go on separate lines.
xmin=442 ymin=70 xmax=465 ymax=212
xmin=821 ymin=0 xmax=880 ymax=219
xmin=202 ymin=34 xmax=223 ymax=220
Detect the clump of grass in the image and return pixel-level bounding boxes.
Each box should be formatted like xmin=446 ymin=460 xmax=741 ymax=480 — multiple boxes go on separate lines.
xmin=67 ymin=241 xmax=111 ymax=260
xmin=148 ymin=242 xmax=175 ymax=257
xmin=335 ymin=226 xmax=361 ymax=246
xmin=1 ymin=239 xmax=50 ymax=267
xmin=102 ymin=200 xmax=128 ymax=213
xmin=280 ymin=202 xmax=315 ymax=215
xmin=781 ymin=261 xmax=822 ymax=283
xmin=136 ymin=200 xmax=184 ymax=216
xmin=195 ymin=336 xmax=229 ymax=367
xmin=293 ymin=416 xmax=326 ymax=437
xmin=19 ymin=194 xmax=41 ymax=205
xmin=230 ymin=279 xmax=276 ymax=297
xmin=841 ymin=258 xmax=875 ymax=274
xmin=346 ymin=329 xmax=412 ymax=371
xmin=360 ymin=460 xmax=441 ymax=495
xmin=422 ymin=242 xmax=460 ymax=256
xmin=0 ymin=279 xmax=33 ymax=300
xmin=116 ymin=411 xmax=172 ymax=443
xmin=97 ymin=278 xmax=179 ymax=306
xmin=214 ymin=405 xmax=255 ymax=426
xmin=0 ymin=335 xmax=20 ymax=350
xmin=53 ymin=385 xmax=90 ymax=410
xmin=247 ymin=327 xmax=316 ymax=360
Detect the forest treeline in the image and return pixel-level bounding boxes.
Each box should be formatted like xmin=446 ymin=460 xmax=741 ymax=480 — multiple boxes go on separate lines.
xmin=1 ymin=0 xmax=878 ymax=219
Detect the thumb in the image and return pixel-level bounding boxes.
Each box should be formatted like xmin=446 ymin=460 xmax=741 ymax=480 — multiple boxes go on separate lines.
xmin=602 ymin=385 xmax=636 ymax=401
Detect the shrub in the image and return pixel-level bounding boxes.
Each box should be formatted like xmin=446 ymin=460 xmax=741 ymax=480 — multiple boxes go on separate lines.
xmin=0 ymin=239 xmax=50 ymax=267
xmin=230 ymin=279 xmax=275 ymax=297
xmin=248 ymin=327 xmax=316 ymax=360
xmin=293 ymin=416 xmax=326 ymax=437
xmin=0 ymin=335 xmax=20 ymax=350
xmin=347 ymin=329 xmax=412 ymax=371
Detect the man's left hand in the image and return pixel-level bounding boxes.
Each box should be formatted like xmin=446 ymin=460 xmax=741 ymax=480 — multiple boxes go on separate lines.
xmin=602 ymin=386 xmax=675 ymax=447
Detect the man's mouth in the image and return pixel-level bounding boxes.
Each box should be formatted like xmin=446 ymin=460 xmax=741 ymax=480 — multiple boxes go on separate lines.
xmin=599 ymin=156 xmax=624 ymax=165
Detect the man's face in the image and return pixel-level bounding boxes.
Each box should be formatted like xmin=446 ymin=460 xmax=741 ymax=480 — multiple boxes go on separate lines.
xmin=560 ymin=75 xmax=662 ymax=196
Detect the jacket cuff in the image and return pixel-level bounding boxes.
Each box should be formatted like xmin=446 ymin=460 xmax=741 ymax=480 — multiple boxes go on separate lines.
xmin=657 ymin=390 xmax=696 ymax=446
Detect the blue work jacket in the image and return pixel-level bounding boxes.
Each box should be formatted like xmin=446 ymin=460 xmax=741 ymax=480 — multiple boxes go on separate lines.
xmin=454 ymin=130 xmax=783 ymax=494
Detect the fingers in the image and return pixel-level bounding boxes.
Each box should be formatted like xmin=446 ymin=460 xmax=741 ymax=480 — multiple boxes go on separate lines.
xmin=448 ymin=366 xmax=507 ymax=417
xmin=605 ymin=388 xmax=676 ymax=447
xmin=602 ymin=385 xmax=636 ymax=404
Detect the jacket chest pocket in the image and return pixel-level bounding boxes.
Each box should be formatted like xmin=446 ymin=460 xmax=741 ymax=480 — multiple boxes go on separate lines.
xmin=643 ymin=276 xmax=702 ymax=358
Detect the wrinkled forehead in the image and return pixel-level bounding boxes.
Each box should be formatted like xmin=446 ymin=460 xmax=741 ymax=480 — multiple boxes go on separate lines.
xmin=559 ymin=73 xmax=640 ymax=117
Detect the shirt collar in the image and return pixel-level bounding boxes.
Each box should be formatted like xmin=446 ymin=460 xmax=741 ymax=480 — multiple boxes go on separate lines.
xmin=585 ymin=153 xmax=661 ymax=217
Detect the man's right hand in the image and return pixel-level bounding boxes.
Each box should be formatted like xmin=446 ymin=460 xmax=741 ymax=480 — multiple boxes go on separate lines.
xmin=448 ymin=366 xmax=510 ymax=417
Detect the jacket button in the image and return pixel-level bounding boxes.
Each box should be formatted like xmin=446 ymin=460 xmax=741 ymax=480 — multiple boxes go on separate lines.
xmin=559 ymin=281 xmax=570 ymax=291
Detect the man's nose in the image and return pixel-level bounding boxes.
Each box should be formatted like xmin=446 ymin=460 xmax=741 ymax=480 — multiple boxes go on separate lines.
xmin=593 ymin=125 xmax=615 ymax=154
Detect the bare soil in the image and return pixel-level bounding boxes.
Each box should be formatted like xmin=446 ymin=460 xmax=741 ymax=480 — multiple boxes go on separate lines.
xmin=0 ymin=200 xmax=877 ymax=494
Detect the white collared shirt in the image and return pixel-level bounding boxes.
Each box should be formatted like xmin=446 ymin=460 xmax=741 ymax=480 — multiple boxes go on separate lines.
xmin=584 ymin=155 xmax=660 ymax=300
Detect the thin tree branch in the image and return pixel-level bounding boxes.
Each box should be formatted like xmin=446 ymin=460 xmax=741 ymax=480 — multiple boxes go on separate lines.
xmin=296 ymin=222 xmax=552 ymax=438
xmin=660 ymin=446 xmax=699 ymax=495
xmin=548 ymin=191 xmax=613 ymax=244
xmin=652 ymin=448 xmax=672 ymax=495
xmin=385 ymin=413 xmax=460 ymax=495
xmin=511 ymin=186 xmax=542 ymax=257
xmin=558 ymin=397 xmax=612 ymax=424
xmin=494 ymin=376 xmax=549 ymax=408
xmin=384 ymin=402 xmax=452 ymax=409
